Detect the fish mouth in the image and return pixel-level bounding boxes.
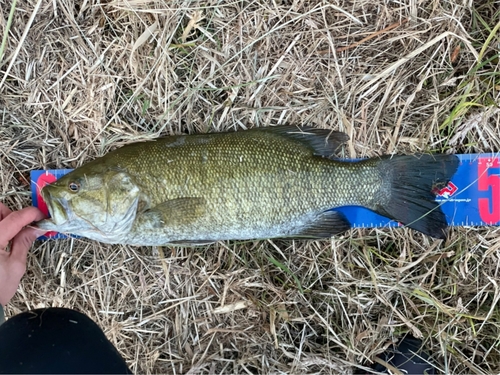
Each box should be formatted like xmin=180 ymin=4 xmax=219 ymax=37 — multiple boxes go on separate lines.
xmin=39 ymin=186 xmax=69 ymax=226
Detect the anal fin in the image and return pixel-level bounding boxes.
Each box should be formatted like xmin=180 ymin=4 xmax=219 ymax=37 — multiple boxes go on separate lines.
xmin=167 ymin=240 xmax=215 ymax=247
xmin=292 ymin=210 xmax=351 ymax=239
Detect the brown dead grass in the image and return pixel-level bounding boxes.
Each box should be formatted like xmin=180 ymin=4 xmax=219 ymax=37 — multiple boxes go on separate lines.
xmin=1 ymin=0 xmax=500 ymax=373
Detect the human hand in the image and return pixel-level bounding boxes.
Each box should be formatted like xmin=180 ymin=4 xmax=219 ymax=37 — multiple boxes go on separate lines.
xmin=0 ymin=202 xmax=47 ymax=306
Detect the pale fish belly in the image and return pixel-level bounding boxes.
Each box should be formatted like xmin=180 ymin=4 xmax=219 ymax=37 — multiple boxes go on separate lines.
xmin=123 ymin=210 xmax=323 ymax=245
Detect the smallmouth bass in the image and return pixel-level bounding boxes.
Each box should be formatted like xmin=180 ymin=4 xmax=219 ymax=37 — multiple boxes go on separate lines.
xmin=36 ymin=126 xmax=459 ymax=244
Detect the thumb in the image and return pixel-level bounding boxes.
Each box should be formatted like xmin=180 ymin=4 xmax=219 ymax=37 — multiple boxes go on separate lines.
xmin=10 ymin=227 xmax=47 ymax=266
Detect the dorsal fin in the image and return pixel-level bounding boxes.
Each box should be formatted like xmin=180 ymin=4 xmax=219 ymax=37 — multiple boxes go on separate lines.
xmin=254 ymin=126 xmax=348 ymax=158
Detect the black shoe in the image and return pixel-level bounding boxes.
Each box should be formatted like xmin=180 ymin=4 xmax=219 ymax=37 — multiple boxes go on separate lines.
xmin=365 ymin=334 xmax=435 ymax=374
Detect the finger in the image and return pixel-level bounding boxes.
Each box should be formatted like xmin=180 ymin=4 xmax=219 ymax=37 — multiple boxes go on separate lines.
xmin=0 ymin=203 xmax=12 ymax=221
xmin=9 ymin=227 xmax=47 ymax=266
xmin=0 ymin=207 xmax=47 ymax=247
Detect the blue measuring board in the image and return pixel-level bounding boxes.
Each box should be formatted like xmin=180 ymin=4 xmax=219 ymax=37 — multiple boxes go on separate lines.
xmin=31 ymin=153 xmax=500 ymax=239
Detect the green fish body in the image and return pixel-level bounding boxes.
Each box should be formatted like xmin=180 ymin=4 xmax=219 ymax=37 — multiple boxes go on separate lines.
xmin=37 ymin=126 xmax=459 ymax=244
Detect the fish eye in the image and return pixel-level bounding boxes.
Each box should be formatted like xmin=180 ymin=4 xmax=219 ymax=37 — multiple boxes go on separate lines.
xmin=68 ymin=181 xmax=80 ymax=192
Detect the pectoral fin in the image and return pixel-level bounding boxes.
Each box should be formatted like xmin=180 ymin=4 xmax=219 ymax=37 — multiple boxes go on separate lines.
xmin=144 ymin=197 xmax=206 ymax=227
xmin=292 ymin=210 xmax=351 ymax=239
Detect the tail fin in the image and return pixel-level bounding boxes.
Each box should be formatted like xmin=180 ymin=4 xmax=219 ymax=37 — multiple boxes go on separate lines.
xmin=374 ymin=154 xmax=459 ymax=239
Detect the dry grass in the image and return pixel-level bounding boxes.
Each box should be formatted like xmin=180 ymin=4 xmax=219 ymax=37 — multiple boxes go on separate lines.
xmin=1 ymin=0 xmax=499 ymax=373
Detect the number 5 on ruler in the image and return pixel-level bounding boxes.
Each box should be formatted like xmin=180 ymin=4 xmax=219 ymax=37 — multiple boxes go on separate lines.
xmin=478 ymin=157 xmax=500 ymax=223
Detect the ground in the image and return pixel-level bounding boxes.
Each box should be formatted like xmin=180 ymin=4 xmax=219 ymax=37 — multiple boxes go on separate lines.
xmin=1 ymin=0 xmax=499 ymax=373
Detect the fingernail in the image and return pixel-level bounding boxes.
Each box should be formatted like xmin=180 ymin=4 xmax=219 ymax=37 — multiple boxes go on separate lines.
xmin=32 ymin=228 xmax=48 ymax=237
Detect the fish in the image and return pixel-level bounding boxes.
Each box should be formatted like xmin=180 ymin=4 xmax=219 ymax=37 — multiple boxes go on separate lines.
xmin=36 ymin=126 xmax=459 ymax=245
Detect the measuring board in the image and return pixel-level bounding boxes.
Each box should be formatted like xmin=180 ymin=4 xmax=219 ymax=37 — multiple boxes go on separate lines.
xmin=31 ymin=153 xmax=500 ymax=240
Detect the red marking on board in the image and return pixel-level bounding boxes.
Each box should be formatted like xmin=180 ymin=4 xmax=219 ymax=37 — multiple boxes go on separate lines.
xmin=35 ymin=173 xmax=58 ymax=237
xmin=436 ymin=181 xmax=458 ymax=198
xmin=478 ymin=157 xmax=500 ymax=223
